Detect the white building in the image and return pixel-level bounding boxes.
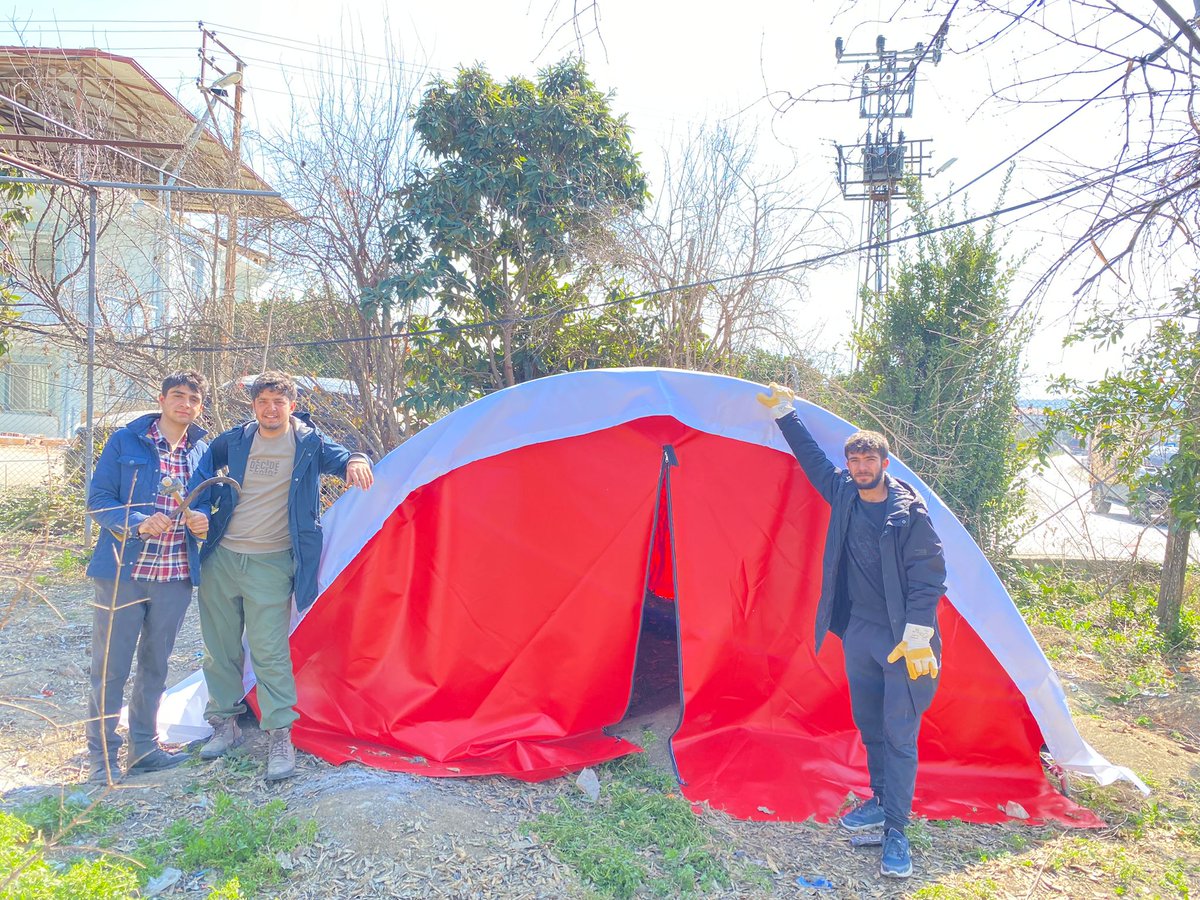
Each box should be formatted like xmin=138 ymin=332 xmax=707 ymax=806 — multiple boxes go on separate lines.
xmin=0 ymin=47 xmax=294 ymax=436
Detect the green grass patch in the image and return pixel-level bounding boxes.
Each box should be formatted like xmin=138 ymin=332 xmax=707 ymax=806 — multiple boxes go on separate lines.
xmin=912 ymin=880 xmax=1000 ymax=899
xmin=0 ymin=481 xmax=85 ymax=536
xmin=1044 ymin=837 xmax=1153 ymax=895
xmin=1005 ymin=831 xmax=1030 ymax=852
xmin=12 ymin=794 xmax=126 ymax=841
xmin=907 ymin=818 xmax=934 ymax=851
xmin=1071 ymin=780 xmax=1200 ymax=848
xmin=526 ymin=753 xmax=729 ymax=898
xmin=52 ymin=546 xmax=90 ymax=577
xmin=135 ymin=793 xmax=315 ymax=897
xmin=1161 ymin=860 xmax=1194 ymax=896
xmin=0 ymin=809 xmax=139 ymax=899
xmin=1005 ymin=564 xmax=1197 ymax=696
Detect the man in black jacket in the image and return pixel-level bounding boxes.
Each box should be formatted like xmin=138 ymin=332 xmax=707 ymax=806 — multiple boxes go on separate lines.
xmin=758 ymin=383 xmax=946 ymax=879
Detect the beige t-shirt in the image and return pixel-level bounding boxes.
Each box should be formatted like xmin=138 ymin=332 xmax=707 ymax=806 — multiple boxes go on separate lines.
xmin=222 ymin=423 xmax=296 ymax=554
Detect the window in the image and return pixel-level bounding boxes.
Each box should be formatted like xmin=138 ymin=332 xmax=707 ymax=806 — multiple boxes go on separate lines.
xmin=2 ymin=363 xmax=52 ymax=413
xmin=189 ymin=252 xmax=209 ymax=302
xmin=32 ymin=234 xmax=57 ymax=283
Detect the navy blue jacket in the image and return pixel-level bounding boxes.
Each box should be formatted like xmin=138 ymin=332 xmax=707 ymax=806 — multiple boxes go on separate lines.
xmin=85 ymin=413 xmax=209 ymax=583
xmin=776 ymin=411 xmax=946 ymax=652
xmin=188 ymin=411 xmax=368 ymax=611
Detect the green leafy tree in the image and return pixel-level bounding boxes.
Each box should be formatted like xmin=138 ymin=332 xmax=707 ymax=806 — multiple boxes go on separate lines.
xmin=383 ymin=58 xmax=648 ymax=398
xmin=850 ymin=180 xmax=1029 ymax=553
xmin=1041 ymin=279 xmax=1200 ymax=637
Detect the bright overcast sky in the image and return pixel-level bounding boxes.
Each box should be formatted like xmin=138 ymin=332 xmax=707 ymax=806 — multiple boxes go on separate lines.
xmin=6 ymin=0 xmax=1173 ymax=392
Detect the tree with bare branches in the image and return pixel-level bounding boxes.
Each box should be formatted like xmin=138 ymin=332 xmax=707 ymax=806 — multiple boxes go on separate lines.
xmin=254 ymin=24 xmax=427 ymax=457
xmin=599 ymin=122 xmax=841 ymax=374
xmin=0 ymin=46 xmax=278 ymax=431
xmin=904 ymin=0 xmax=1200 ymax=293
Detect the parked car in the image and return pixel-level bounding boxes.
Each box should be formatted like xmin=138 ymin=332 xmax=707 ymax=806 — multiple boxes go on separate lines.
xmin=1089 ymin=440 xmax=1176 ymax=523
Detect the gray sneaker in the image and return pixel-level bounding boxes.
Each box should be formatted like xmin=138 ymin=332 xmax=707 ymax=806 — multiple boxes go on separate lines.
xmin=265 ymin=727 xmax=296 ymax=782
xmin=127 ymin=747 xmax=188 ymax=774
xmin=200 ymin=716 xmax=243 ymax=760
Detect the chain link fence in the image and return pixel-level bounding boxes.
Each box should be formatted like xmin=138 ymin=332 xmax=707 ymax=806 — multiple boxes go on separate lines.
xmin=0 ymin=437 xmax=67 ymax=488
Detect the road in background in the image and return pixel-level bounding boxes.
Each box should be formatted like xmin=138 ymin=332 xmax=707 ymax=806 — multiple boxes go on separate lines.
xmin=1011 ymin=452 xmax=1199 ymax=566
xmin=0 ymin=442 xmax=64 ymax=488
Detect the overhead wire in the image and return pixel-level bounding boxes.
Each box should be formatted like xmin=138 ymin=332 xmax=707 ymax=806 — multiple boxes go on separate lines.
xmin=925 ymin=23 xmax=1186 ymax=214
xmin=202 ymin=22 xmax=446 ymax=77
xmin=46 ymin=145 xmax=1167 ymax=357
xmin=13 ymin=19 xmax=441 ymax=78
xmin=6 ymin=17 xmax=1190 ymax=360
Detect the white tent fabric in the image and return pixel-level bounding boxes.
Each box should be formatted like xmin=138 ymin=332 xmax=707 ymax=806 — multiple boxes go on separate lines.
xmin=159 ymin=367 xmax=1145 ymax=793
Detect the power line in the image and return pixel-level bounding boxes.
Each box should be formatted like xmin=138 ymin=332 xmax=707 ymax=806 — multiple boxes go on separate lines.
xmin=204 ymin=22 xmax=444 ymax=77
xmin=926 ymin=24 xmax=1187 ymax=214
xmin=26 ymin=145 xmax=1161 ymax=358
xmin=10 ymin=20 xmax=441 ymax=79
xmin=10 ymin=19 xmax=198 ymax=24
xmin=926 ymin=73 xmax=1125 ymax=214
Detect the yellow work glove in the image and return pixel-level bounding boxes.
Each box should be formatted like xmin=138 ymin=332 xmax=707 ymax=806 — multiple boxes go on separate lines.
xmin=756 ymin=382 xmax=796 ymax=419
xmin=887 ymin=623 xmax=939 ymax=680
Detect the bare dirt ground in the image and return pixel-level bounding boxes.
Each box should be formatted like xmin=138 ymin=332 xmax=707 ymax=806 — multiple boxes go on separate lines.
xmin=1 ymin=571 xmax=1197 ymax=898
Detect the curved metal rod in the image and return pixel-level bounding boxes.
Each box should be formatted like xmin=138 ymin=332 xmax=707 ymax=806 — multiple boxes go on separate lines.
xmin=177 ymin=475 xmax=242 ymax=518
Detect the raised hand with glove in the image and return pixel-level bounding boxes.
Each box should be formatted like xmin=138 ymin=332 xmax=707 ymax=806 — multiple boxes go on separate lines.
xmin=886 ymin=623 xmax=939 ymax=680
xmin=756 ymin=382 xmax=796 ymax=419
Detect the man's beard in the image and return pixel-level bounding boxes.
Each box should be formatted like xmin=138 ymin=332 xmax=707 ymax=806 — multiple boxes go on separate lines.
xmin=855 ymin=471 xmax=884 ymax=491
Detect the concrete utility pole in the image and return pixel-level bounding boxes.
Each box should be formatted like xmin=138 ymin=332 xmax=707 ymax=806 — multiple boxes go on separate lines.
xmin=834 ymin=28 xmax=947 ymax=340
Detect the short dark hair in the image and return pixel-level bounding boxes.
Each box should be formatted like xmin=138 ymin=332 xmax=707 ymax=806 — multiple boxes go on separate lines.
xmin=844 ymin=429 xmax=890 ymax=461
xmin=249 ymin=370 xmax=298 ymax=402
xmin=161 ymin=370 xmax=208 ymax=400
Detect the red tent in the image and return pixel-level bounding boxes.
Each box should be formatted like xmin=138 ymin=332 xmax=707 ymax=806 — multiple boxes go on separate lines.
xmin=167 ymin=369 xmax=1143 ymax=826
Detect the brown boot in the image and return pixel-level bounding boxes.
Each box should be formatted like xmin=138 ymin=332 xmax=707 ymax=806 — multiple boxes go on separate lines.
xmin=200 ymin=716 xmax=243 ymax=760
xmin=265 ymin=726 xmax=296 ymax=782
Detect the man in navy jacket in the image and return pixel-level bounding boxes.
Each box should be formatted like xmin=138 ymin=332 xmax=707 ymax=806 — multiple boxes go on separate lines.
xmin=186 ymin=371 xmax=373 ymax=782
xmin=85 ymin=371 xmax=209 ymax=784
xmin=759 ymin=383 xmax=946 ymax=880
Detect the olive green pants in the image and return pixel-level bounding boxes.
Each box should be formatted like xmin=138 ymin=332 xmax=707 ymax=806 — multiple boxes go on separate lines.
xmin=198 ymin=545 xmax=299 ymax=731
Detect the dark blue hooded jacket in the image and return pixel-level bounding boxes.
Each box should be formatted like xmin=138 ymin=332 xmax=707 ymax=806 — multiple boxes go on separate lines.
xmin=775 ymin=411 xmax=946 ymax=652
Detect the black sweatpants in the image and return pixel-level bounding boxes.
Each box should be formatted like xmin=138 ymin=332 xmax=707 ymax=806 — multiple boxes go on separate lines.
xmin=842 ymin=615 xmax=938 ymax=833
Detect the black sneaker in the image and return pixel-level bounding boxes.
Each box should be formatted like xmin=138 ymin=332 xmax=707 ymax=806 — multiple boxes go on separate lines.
xmin=126 ymin=747 xmax=188 ymax=774
xmin=87 ymin=760 xmax=122 ymax=785
xmin=840 ymin=796 xmax=885 ymax=831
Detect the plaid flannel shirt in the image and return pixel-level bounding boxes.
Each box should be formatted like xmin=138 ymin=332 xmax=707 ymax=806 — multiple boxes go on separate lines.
xmin=130 ymin=419 xmax=192 ymax=582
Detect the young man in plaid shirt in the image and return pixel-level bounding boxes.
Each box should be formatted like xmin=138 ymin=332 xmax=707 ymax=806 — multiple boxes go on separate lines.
xmin=84 ymin=371 xmax=210 ymax=784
